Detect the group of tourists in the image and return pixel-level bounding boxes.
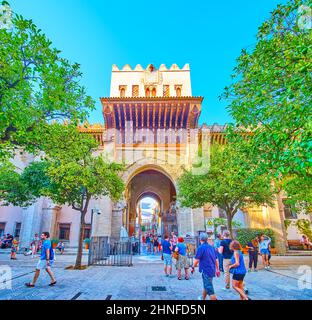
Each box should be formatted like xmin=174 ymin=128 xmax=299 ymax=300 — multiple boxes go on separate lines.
xmin=142 ymin=233 xmax=161 ymax=254
xmin=161 ymin=233 xmax=191 ymax=280
xmin=160 ymin=230 xmax=273 ymax=300
xmin=0 ymin=233 xmax=14 ymax=249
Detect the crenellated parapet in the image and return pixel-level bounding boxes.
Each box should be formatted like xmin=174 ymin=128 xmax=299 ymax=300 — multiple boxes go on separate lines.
xmin=112 ymin=63 xmax=190 ymax=72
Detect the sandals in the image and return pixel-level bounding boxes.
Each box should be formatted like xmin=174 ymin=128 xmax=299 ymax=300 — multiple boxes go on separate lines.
xmin=185 ymin=277 xmax=190 ymax=280
xmin=49 ymin=281 xmax=57 ymax=286
xmin=25 ymin=283 xmax=35 ymax=287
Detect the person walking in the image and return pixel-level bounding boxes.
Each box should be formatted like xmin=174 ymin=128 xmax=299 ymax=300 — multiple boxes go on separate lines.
xmin=259 ymin=234 xmax=271 ymax=270
xmin=161 ymin=234 xmax=173 ymax=277
xmin=218 ymin=230 xmax=233 ymax=289
xmin=145 ymin=233 xmax=151 ymax=254
xmin=153 ymin=235 xmax=159 ymax=254
xmin=10 ymin=238 xmax=19 ymax=260
xmin=31 ymin=233 xmax=40 ymax=258
xmin=175 ymin=237 xmax=190 ymax=280
xmin=25 ymin=232 xmax=57 ymax=287
xmin=246 ymin=238 xmax=259 ymax=272
xmin=229 ymin=240 xmax=249 ymax=300
xmin=214 ymin=234 xmax=224 ymax=272
xmin=191 ymin=233 xmax=221 ymax=300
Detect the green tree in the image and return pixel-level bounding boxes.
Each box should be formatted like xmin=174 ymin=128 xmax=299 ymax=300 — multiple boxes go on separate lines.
xmin=222 ymin=0 xmax=312 ymax=207
xmin=178 ymin=142 xmax=276 ymax=237
xmin=0 ymin=1 xmax=94 ymax=159
xmin=0 ymin=125 xmax=124 ymax=269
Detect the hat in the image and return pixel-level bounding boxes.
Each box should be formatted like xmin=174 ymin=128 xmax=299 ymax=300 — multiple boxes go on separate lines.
xmin=178 ymin=237 xmax=184 ymax=243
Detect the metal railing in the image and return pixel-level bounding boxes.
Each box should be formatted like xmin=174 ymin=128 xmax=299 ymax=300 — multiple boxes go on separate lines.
xmin=88 ymin=237 xmax=133 ymax=267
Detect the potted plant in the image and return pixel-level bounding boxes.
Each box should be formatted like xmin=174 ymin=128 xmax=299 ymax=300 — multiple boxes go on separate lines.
xmin=84 ymin=238 xmax=90 ymax=249
xmin=51 ymin=239 xmax=59 ymax=249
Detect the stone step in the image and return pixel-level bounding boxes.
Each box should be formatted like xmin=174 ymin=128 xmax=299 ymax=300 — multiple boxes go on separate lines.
xmin=283 ymin=250 xmax=312 ymax=256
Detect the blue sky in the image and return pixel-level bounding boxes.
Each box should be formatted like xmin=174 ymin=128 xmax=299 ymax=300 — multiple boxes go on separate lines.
xmin=11 ymin=0 xmax=286 ymax=125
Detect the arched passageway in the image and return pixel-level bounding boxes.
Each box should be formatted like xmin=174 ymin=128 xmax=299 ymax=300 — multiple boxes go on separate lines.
xmin=124 ymin=169 xmax=178 ymax=238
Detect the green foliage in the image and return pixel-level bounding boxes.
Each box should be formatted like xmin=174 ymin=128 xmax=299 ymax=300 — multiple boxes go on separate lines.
xmin=295 ymin=219 xmax=312 ymax=240
xmin=0 ymin=125 xmax=125 ymax=269
xmin=51 ymin=239 xmax=59 ymax=245
xmin=236 ymin=228 xmax=276 ymax=248
xmin=284 ymin=219 xmax=292 ymax=230
xmin=212 ymin=218 xmax=242 ymax=231
xmin=178 ymin=141 xmax=276 ymax=235
xmin=0 ymin=4 xmax=94 ymax=158
xmin=222 ymin=0 xmax=312 ymax=208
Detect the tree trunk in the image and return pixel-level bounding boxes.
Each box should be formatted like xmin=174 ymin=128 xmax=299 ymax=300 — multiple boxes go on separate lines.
xmin=74 ymin=210 xmax=86 ymax=269
xmin=226 ymin=212 xmax=233 ymax=239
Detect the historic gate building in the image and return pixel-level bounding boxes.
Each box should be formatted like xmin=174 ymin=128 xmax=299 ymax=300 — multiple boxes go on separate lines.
xmin=1 ymin=63 xmax=309 ymax=253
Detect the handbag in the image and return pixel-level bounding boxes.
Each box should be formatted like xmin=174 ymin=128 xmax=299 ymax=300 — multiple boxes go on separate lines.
xmin=172 ymin=251 xmax=179 ymax=260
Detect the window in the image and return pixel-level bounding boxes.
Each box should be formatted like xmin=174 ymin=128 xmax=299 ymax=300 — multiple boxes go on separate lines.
xmin=83 ymin=224 xmax=91 ymax=239
xmin=283 ymin=201 xmax=298 ymax=219
xmin=145 ymin=87 xmax=150 ymax=97
xmin=59 ymin=223 xmax=71 ymax=240
xmin=163 ymin=85 xmax=170 ymax=97
xmin=119 ymin=85 xmax=127 ymax=98
xmin=0 ymin=222 xmax=6 ymax=237
xmin=132 ymin=85 xmax=139 ymax=97
xmin=14 ymin=222 xmax=21 ymax=238
xmin=151 ymin=87 xmax=156 ymax=97
xmin=175 ymin=85 xmax=182 ymax=97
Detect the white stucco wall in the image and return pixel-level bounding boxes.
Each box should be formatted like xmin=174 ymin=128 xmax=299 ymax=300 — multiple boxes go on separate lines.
xmin=110 ymin=64 xmax=192 ymax=98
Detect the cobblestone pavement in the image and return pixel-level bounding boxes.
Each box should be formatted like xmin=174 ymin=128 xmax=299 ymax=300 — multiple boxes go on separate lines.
xmin=0 ymin=253 xmax=311 ymax=300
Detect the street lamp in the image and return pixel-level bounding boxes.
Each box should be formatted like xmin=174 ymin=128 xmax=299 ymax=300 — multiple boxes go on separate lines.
xmin=88 ymin=208 xmax=101 ymax=265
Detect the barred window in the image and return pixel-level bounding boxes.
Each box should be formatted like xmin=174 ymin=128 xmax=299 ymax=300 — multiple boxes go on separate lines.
xmin=59 ymin=223 xmax=71 ymax=240
xmin=132 ymin=85 xmax=139 ymax=97
xmin=283 ymin=200 xmax=298 ymax=219
xmin=163 ymin=85 xmax=170 ymax=97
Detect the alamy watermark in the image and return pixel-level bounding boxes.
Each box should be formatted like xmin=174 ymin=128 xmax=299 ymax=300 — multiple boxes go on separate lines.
xmin=104 ymin=123 xmax=212 ymax=175
xmin=0 ymin=3 xmax=13 ymax=29
xmin=297 ymin=265 xmax=312 ymax=290
xmin=0 ymin=265 xmax=12 ymax=290
xmin=298 ymin=5 xmax=312 ymax=30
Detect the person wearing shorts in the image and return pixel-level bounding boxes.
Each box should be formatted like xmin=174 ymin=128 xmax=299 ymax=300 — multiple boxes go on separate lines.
xmin=25 ymin=232 xmax=56 ymax=288
xmin=161 ymin=234 xmax=173 ymax=277
xmin=191 ymin=233 xmax=220 ymax=300
xmin=259 ymin=235 xmax=271 ymax=270
xmin=229 ymin=240 xmax=249 ymax=300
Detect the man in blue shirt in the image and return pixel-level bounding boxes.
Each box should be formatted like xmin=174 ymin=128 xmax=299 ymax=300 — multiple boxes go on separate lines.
xmin=191 ymin=233 xmax=220 ymax=300
xmin=161 ymin=234 xmax=173 ymax=277
xmin=25 ymin=232 xmax=56 ymax=287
